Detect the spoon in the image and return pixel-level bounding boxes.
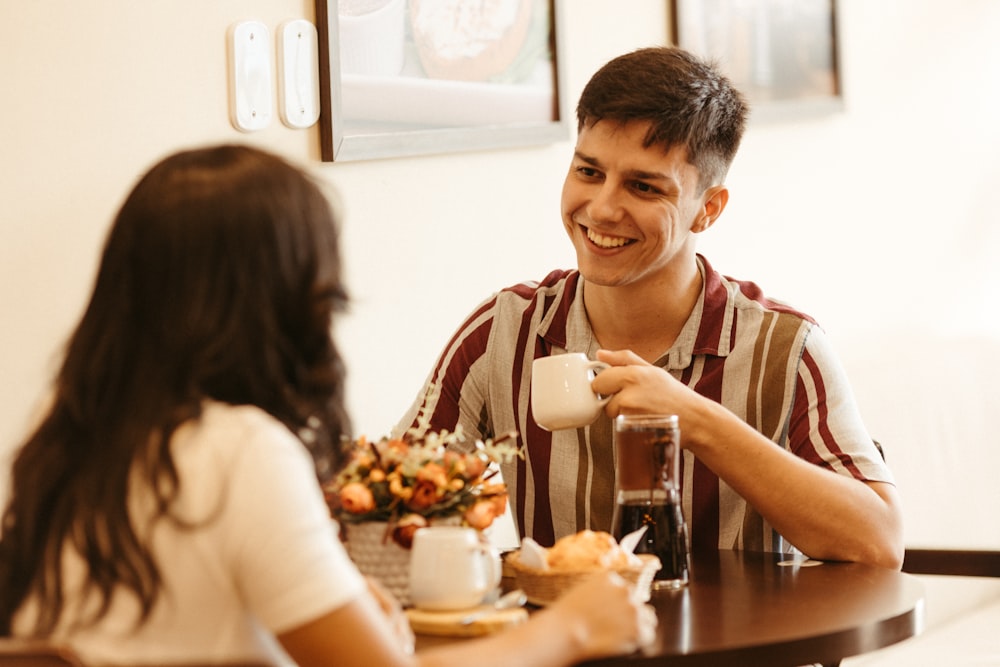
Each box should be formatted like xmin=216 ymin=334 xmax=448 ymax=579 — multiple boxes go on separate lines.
xmin=458 ymin=589 xmax=528 ymax=625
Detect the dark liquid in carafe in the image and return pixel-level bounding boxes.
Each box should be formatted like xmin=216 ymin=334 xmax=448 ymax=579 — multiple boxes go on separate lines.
xmin=616 ymin=499 xmax=688 ymax=583
xmin=614 ymin=425 xmax=677 ymax=491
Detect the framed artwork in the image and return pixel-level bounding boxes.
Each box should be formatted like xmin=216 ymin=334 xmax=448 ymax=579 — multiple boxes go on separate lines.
xmin=671 ymin=0 xmax=842 ymax=117
xmin=315 ymin=0 xmax=568 ymax=162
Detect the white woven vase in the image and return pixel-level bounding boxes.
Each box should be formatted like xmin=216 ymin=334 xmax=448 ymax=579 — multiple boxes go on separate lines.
xmin=343 ymin=521 xmax=413 ymax=605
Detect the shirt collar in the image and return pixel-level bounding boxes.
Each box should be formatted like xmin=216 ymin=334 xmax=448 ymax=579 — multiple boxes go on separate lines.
xmin=657 ymin=254 xmax=734 ymax=369
xmin=538 ymin=272 xmax=593 ymax=354
xmin=538 ymin=254 xmax=736 ymax=368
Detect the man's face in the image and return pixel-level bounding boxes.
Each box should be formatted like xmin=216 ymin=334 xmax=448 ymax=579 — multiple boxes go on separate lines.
xmin=560 ymin=120 xmax=715 ymax=289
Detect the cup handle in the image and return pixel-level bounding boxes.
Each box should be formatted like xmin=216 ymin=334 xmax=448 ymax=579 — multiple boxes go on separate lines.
xmin=473 ymin=541 xmax=502 ymax=589
xmin=588 ymin=360 xmax=613 ymax=405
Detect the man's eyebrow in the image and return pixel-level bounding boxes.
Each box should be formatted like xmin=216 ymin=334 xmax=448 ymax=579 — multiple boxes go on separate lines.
xmin=625 ymin=168 xmax=672 ymax=182
xmin=573 ymin=151 xmax=674 ymax=183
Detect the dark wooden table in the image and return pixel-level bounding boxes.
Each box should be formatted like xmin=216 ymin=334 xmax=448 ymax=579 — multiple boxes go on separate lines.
xmin=579 ymin=550 xmax=925 ymax=667
xmin=415 ymin=550 xmax=924 ymax=666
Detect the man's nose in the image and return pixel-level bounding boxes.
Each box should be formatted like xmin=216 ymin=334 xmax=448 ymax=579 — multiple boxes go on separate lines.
xmin=588 ymin=182 xmax=625 ymax=224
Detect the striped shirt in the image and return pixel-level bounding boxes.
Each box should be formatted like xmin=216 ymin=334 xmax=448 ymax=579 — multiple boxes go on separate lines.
xmin=399 ymin=255 xmax=892 ymax=553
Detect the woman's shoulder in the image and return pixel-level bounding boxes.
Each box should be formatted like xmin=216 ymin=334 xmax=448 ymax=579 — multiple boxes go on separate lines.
xmin=171 ymin=402 xmax=308 ymax=484
xmin=200 ymin=399 xmax=284 ymax=426
xmin=185 ymin=402 xmax=296 ymax=448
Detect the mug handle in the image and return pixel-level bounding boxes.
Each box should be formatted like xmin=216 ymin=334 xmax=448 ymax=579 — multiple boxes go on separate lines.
xmin=588 ymin=360 xmax=612 ymax=405
xmin=472 ymin=539 xmax=502 ymax=589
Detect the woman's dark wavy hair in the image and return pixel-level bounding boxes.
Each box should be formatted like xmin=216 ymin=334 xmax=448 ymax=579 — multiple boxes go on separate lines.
xmin=576 ymin=46 xmax=750 ymax=191
xmin=0 ymin=144 xmax=351 ymax=636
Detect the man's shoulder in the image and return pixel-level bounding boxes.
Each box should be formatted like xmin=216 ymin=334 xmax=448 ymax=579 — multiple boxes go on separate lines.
xmin=718 ymin=272 xmax=818 ymax=327
xmin=482 ymin=269 xmax=583 ymax=349
xmin=699 ymin=255 xmax=816 ymax=327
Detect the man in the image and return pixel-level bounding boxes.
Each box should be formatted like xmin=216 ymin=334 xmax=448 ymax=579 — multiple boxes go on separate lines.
xmin=398 ymin=47 xmax=903 ymax=569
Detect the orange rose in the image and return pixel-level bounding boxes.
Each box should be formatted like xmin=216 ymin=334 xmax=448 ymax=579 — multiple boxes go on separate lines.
xmin=407 ymin=479 xmax=442 ymax=510
xmin=339 ymin=482 xmax=375 ymax=514
xmin=481 ymin=483 xmax=508 ymax=516
xmin=463 ymin=500 xmax=498 ymax=530
xmin=392 ymin=513 xmax=428 ymax=549
xmin=490 ymin=492 xmax=507 ymax=517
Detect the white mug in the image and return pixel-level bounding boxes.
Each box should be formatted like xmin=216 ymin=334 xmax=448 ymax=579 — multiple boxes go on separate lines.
xmin=408 ymin=526 xmax=501 ymax=611
xmin=531 ymin=353 xmax=611 ymax=431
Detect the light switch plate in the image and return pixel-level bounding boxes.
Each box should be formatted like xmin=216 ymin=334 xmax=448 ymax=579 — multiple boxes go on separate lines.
xmin=277 ymin=19 xmax=321 ymax=129
xmin=228 ymin=21 xmax=273 ymax=132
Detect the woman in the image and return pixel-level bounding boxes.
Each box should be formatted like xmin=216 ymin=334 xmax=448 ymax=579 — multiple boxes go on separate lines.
xmin=0 ymin=145 xmax=654 ymax=666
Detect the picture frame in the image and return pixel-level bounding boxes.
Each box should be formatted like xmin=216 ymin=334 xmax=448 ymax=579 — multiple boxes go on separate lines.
xmin=315 ymin=0 xmax=568 ymax=162
xmin=670 ymin=0 xmax=842 ymax=119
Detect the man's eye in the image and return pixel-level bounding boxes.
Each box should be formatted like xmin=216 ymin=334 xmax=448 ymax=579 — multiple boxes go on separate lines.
xmin=577 ymin=166 xmax=599 ymax=178
xmin=632 ymin=181 xmax=656 ymax=194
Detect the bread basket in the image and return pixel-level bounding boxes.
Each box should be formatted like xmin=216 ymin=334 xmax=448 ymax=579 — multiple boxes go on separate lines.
xmin=505 ymin=550 xmax=661 ymax=606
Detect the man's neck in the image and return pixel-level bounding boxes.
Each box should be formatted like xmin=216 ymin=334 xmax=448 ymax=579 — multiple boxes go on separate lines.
xmin=582 ymin=259 xmax=703 ymax=363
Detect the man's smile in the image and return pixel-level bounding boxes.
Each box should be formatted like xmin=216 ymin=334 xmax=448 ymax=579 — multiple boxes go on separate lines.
xmin=585 ymin=226 xmax=635 ymax=249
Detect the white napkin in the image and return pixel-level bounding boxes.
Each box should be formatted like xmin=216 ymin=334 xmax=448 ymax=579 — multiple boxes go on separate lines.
xmin=518 ymin=537 xmax=549 ymax=569
xmin=614 ymin=526 xmax=646 ymax=567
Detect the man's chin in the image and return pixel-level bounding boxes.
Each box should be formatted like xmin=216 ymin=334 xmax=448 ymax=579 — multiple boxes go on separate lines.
xmin=576 ymin=267 xmax=626 ymax=288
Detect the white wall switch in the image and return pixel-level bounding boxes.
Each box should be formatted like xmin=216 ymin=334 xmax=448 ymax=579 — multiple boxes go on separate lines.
xmin=277 ymin=19 xmax=320 ymax=129
xmin=228 ymin=20 xmax=273 ymax=132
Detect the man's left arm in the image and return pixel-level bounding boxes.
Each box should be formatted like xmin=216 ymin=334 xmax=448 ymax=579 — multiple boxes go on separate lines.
xmin=678 ymin=399 xmax=904 ymax=569
xmin=593 ymin=348 xmax=905 ymax=569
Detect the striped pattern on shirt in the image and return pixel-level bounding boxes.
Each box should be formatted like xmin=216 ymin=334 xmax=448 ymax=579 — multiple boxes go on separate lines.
xmin=399 ymin=255 xmax=892 ymax=552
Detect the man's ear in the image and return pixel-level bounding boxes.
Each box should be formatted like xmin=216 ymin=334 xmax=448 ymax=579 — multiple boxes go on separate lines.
xmin=693 ymin=185 xmax=729 ymax=233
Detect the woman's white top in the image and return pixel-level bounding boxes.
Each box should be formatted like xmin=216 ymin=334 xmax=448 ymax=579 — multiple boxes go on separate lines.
xmin=13 ymin=401 xmax=366 ymax=665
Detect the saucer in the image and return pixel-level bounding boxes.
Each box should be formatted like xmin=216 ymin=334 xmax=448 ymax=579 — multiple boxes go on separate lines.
xmin=404 ymin=605 xmax=529 ymax=637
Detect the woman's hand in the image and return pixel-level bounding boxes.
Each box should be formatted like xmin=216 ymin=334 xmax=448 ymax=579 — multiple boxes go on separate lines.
xmin=284 ymin=566 xmax=655 ymax=667
xmin=545 ymin=571 xmax=657 ymax=660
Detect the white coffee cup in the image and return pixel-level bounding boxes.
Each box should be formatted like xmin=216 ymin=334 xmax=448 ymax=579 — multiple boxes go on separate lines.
xmin=531 ymin=353 xmax=611 ymax=431
xmin=408 ymin=526 xmax=501 ymax=611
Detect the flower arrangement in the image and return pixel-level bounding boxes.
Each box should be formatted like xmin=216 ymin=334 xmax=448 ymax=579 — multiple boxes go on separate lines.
xmin=325 ymin=424 xmax=522 ymax=549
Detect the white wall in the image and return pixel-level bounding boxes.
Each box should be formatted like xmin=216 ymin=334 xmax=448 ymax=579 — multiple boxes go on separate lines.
xmin=3 ymin=0 xmax=1000 ymax=549
xmin=701 ymin=0 xmax=1000 ymax=340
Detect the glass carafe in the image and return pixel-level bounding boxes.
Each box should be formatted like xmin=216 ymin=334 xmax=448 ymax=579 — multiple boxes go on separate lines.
xmin=611 ymin=414 xmax=689 ymax=590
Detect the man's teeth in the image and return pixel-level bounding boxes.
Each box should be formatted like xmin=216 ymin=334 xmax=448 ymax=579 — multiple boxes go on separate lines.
xmin=587 ymin=228 xmax=631 ymax=248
